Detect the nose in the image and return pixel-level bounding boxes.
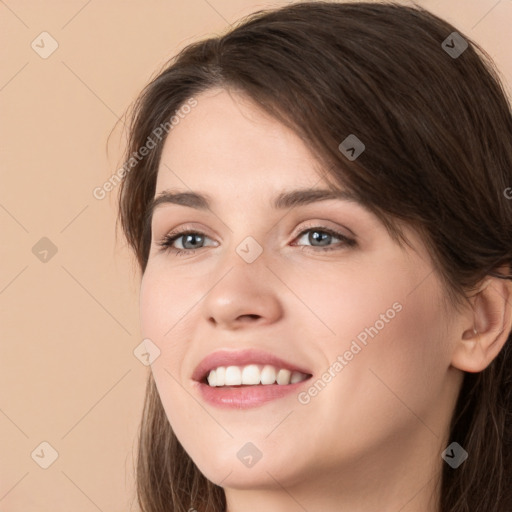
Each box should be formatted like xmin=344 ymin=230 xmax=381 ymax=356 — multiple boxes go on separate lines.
xmin=201 ymin=251 xmax=284 ymax=330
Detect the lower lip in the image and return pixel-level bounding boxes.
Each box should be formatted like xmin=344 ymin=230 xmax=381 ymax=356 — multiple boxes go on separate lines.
xmin=194 ymin=378 xmax=312 ymax=409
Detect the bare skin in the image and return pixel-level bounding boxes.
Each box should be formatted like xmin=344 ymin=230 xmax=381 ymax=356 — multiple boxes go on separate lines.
xmin=139 ymin=87 xmax=512 ymax=512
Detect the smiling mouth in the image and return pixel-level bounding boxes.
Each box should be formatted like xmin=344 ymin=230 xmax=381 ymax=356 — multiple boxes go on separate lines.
xmin=193 ymin=350 xmax=314 ymax=389
xmin=196 ymin=366 xmax=313 ymax=409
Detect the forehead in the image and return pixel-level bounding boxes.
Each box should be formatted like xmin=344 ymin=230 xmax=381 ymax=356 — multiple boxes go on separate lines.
xmin=156 ymin=87 xmax=326 ymax=193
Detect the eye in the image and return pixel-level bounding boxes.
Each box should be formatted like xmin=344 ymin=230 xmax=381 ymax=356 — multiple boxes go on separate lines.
xmin=156 ymin=229 xmax=216 ymax=256
xmin=292 ymin=226 xmax=356 ymax=252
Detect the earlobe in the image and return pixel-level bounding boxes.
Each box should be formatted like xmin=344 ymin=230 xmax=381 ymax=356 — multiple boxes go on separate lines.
xmin=451 ymin=274 xmax=512 ymax=373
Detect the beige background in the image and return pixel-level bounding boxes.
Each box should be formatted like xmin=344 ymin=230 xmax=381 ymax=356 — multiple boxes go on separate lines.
xmin=1 ymin=1 xmax=510 ymax=510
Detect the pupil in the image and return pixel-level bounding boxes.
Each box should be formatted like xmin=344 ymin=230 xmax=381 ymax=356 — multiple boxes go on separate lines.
xmin=310 ymin=231 xmax=330 ymax=246
xmin=184 ymin=234 xmax=203 ymax=249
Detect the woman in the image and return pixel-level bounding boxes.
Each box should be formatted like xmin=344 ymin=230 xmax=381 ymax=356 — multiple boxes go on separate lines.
xmin=117 ymin=2 xmax=512 ymax=511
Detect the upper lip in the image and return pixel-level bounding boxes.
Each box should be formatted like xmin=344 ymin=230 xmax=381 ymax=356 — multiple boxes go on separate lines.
xmin=192 ymin=348 xmax=313 ymax=382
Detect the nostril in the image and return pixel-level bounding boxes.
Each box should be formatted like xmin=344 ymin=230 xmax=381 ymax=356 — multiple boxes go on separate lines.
xmin=239 ymin=314 xmax=260 ymax=321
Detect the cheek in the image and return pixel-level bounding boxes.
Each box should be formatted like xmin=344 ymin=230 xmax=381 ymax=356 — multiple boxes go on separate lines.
xmin=139 ymin=267 xmax=196 ymax=388
xmin=327 ymin=274 xmax=449 ymax=429
xmin=139 ymin=273 xmax=165 ymax=338
xmin=292 ymin=279 xmax=450 ymax=466
xmin=298 ymin=258 xmax=449 ymax=411
xmin=139 ymin=264 xmax=197 ymax=340
xmin=139 ymin=268 xmax=202 ymax=437
xmin=279 ymin=254 xmax=411 ymax=345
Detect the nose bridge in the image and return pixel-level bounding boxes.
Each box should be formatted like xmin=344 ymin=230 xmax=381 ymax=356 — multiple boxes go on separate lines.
xmin=200 ymin=234 xmax=283 ymax=328
xmin=214 ymin=206 xmax=270 ymax=276
xmin=234 ymin=233 xmax=266 ymax=266
xmin=215 ymin=232 xmax=271 ymax=298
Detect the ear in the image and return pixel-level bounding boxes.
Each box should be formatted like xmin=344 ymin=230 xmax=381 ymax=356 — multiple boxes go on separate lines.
xmin=451 ymin=269 xmax=512 ymax=373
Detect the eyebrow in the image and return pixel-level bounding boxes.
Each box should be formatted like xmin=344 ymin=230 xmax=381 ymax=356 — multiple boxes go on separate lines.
xmin=147 ymin=188 xmax=361 ymax=222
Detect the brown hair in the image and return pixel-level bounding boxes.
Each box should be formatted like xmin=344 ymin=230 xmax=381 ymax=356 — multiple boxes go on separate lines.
xmin=116 ymin=2 xmax=512 ymax=511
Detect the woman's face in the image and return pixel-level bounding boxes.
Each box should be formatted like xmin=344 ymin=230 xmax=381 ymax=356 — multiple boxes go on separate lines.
xmin=140 ymin=87 xmax=463 ymax=493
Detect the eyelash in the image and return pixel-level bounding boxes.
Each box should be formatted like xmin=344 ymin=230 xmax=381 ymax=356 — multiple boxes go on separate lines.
xmin=156 ymin=225 xmax=356 ymax=257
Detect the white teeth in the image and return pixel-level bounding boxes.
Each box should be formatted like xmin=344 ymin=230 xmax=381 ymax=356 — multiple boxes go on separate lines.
xmin=224 ymin=366 xmax=242 ymax=386
xmin=290 ymin=370 xmax=305 ymax=384
xmin=241 ymin=364 xmax=261 ymax=385
xmin=276 ymin=369 xmax=291 ymax=385
xmin=206 ymin=364 xmax=309 ymax=387
xmin=260 ymin=365 xmax=276 ymax=385
xmin=216 ymin=366 xmax=226 ymax=386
